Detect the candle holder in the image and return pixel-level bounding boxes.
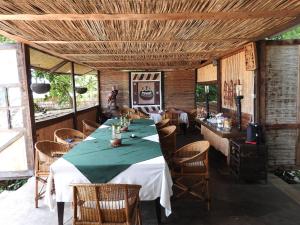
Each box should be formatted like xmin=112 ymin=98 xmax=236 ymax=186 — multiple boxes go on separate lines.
xmin=205 ymin=93 xmax=210 ymax=119
xmin=111 ymin=124 xmax=122 ymax=147
xmin=204 ymin=85 xmax=210 ymax=119
xmin=235 ymin=95 xmax=244 ymax=131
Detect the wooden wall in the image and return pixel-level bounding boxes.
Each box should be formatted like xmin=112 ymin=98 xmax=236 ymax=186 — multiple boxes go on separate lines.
xmin=261 ymin=43 xmax=300 ymax=166
xmin=197 ymin=63 xmax=217 ymax=82
xmin=36 ymin=107 xmax=98 ymax=141
xmin=36 ymin=116 xmax=73 ymax=141
xmin=100 ymin=70 xmax=129 ymax=109
xmin=99 ymin=69 xmax=196 ymax=112
xmin=76 ymin=108 xmax=97 ymax=132
xmin=164 ymin=69 xmax=195 ymax=111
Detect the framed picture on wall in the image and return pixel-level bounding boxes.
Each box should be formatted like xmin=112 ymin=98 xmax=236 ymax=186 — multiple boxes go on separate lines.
xmin=130 ymin=72 xmax=163 ymax=113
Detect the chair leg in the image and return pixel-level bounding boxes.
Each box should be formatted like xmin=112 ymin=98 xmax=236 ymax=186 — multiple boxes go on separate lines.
xmin=35 ymin=176 xmax=39 ymax=208
xmin=206 ymin=178 xmax=211 ymax=211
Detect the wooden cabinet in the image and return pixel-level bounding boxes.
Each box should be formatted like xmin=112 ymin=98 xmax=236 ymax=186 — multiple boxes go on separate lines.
xmin=230 ymin=139 xmax=267 ymax=183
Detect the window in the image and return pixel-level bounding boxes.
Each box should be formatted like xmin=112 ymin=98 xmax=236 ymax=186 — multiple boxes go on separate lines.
xmin=195 ymin=83 xmax=218 ymax=113
xmin=0 ymin=47 xmax=28 ymax=173
xmin=75 ymin=73 xmax=98 ymax=110
xmin=32 ymin=68 xmax=73 ymax=122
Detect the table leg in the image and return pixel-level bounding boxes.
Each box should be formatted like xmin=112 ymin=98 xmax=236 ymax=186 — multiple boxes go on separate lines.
xmin=57 ymin=202 xmax=65 ymax=225
xmin=155 ymin=198 xmax=161 ymax=224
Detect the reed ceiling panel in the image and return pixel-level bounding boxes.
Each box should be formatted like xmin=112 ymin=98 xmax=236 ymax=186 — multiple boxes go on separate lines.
xmin=0 ymin=0 xmax=299 ymax=70
xmin=0 ymin=0 xmax=300 ymax=14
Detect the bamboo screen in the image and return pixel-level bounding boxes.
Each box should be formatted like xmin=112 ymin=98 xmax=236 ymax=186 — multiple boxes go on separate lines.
xmin=197 ymin=64 xmax=217 ymax=83
xmin=221 ymin=51 xmax=254 ymax=115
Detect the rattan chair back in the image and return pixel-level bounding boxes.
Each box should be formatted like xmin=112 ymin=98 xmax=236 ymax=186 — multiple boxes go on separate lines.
xmin=54 ymin=128 xmax=86 ymax=146
xmin=120 ymin=107 xmax=136 ymax=115
xmin=82 ymin=119 xmax=100 ymax=136
xmin=174 ymin=141 xmax=210 ymax=174
xmin=34 ymin=140 xmax=69 ymax=208
xmin=72 ymin=183 xmax=142 ymax=225
xmin=35 ymin=141 xmax=70 ymax=174
xmin=128 ymin=114 xmax=141 ymax=120
xmin=156 ymin=118 xmax=170 ymax=130
xmin=158 ymin=125 xmax=176 ymax=164
xmin=172 ymin=140 xmax=210 ymax=210
xmin=165 ymin=111 xmax=180 ymax=126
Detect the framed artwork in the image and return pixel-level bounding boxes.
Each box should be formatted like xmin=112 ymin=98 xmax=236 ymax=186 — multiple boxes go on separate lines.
xmin=130 ymin=72 xmax=163 ymax=113
xmin=244 ymin=42 xmax=257 ymax=71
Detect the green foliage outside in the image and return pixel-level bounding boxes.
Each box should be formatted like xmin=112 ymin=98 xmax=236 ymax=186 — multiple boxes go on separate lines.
xmin=0 ymin=35 xmax=15 ymax=44
xmin=0 ymin=179 xmax=27 ymax=193
xmin=195 ymin=84 xmax=218 ymax=105
xmin=269 ymin=25 xmax=300 ymax=40
xmin=75 ymin=74 xmax=98 ymax=107
xmin=33 ymin=70 xmax=73 ymax=109
xmin=32 ymin=69 xmax=98 ymax=112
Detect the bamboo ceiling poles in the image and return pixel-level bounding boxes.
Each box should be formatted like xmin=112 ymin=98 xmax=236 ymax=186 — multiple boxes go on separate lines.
xmin=0 ymin=0 xmax=299 ymax=70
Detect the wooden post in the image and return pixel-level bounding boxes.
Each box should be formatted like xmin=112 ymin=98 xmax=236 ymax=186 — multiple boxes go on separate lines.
xmin=97 ymin=70 xmax=101 ymax=123
xmin=296 ymin=46 xmax=300 ymax=165
xmin=71 ymin=62 xmax=78 ymax=129
xmin=217 ymin=59 xmax=222 ymax=112
xmin=257 ymin=41 xmax=266 ymax=126
xmin=194 ymin=69 xmax=197 ymax=109
xmin=17 ymin=43 xmax=35 ymax=171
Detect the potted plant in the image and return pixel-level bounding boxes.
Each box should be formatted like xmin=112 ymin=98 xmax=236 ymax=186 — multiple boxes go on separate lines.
xmin=75 ymin=86 xmax=88 ymax=94
xmin=30 ymin=71 xmax=51 ymax=94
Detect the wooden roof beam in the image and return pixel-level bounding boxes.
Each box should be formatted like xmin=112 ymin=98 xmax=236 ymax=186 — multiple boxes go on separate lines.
xmin=0 ymin=10 xmax=299 ymax=21
xmin=82 ymin=59 xmax=203 ymax=63
xmin=62 ymin=51 xmax=225 ymax=57
xmin=48 ymin=60 xmax=68 ymax=73
xmin=33 ymin=38 xmax=247 ymax=44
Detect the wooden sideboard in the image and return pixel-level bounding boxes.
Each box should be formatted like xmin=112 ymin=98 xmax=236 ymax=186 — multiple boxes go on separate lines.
xmin=230 ymin=139 xmax=268 ymax=183
xmin=196 ymin=119 xmax=245 ymax=162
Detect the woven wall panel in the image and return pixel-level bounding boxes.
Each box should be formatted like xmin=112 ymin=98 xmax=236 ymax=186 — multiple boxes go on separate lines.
xmin=265 ymin=45 xmax=299 ymax=124
xmin=197 ymin=64 xmax=217 ymax=82
xmin=221 ymin=50 xmax=254 ymax=115
xmin=264 ymin=45 xmax=300 ymax=166
xmin=266 ymin=129 xmax=297 ymax=166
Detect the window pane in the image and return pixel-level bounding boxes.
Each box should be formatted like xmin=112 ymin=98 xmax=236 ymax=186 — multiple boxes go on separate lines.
xmin=75 ymin=74 xmax=98 ymax=110
xmin=0 ymin=110 xmax=8 ymax=128
xmin=196 ymin=84 xmax=218 ymax=113
xmin=0 ymin=87 xmax=6 ymax=107
xmin=32 ymin=69 xmax=73 ymax=122
xmin=8 ymin=87 xmax=21 ymax=107
xmin=0 ymin=49 xmax=19 ymax=84
xmin=10 ymin=108 xmax=23 ymax=128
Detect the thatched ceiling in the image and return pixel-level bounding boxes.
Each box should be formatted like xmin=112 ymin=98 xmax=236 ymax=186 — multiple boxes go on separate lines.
xmin=0 ymin=0 xmax=299 ymax=71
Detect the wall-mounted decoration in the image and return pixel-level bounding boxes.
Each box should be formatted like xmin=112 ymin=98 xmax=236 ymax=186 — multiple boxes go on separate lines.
xmin=130 ymin=72 xmax=162 ymax=114
xmin=244 ymin=42 xmax=257 ymax=71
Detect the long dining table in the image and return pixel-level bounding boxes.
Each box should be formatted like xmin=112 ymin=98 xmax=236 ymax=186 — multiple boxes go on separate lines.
xmin=45 ymin=118 xmax=173 ymax=225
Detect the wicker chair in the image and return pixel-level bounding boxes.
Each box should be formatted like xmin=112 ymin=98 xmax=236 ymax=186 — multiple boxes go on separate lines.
xmin=121 ymin=107 xmax=136 ymax=115
xmin=72 ymin=184 xmax=142 ymax=225
xmin=136 ymin=110 xmax=149 ymax=119
xmin=54 ymin=128 xmax=86 ymax=147
xmin=188 ymin=109 xmax=198 ymax=129
xmin=156 ymin=118 xmax=170 ymax=130
xmin=172 ymin=141 xmax=211 ymax=210
xmin=128 ymin=114 xmax=141 ymax=120
xmin=34 ymin=141 xmax=70 ymax=208
xmin=82 ymin=119 xmax=100 ymax=136
xmin=165 ymin=110 xmax=180 ymax=127
xmin=158 ymin=125 xmax=176 ymax=167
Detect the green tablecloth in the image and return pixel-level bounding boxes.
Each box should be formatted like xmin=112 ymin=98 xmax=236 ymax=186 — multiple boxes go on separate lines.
xmin=63 ymin=119 xmax=162 ymax=183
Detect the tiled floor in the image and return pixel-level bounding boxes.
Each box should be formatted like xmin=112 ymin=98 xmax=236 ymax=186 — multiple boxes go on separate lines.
xmin=1 ymin=129 xmax=300 ymax=225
